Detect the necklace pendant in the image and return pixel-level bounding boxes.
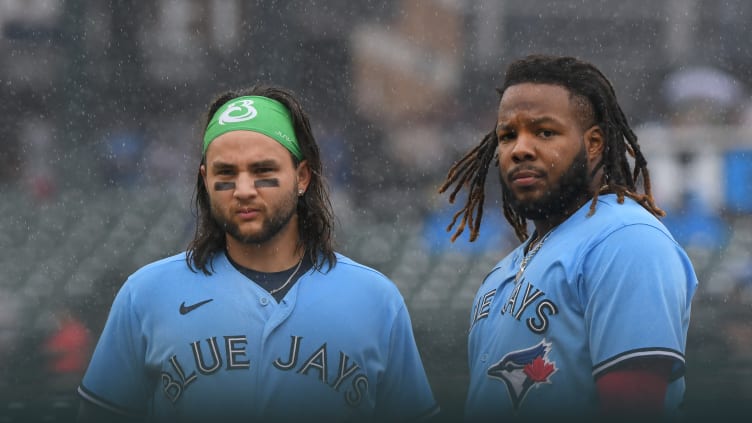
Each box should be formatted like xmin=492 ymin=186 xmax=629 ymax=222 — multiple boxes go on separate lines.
xmin=515 ymin=266 xmax=524 ymax=283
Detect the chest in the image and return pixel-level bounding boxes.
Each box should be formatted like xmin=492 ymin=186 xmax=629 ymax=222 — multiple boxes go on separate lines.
xmin=139 ymin=292 xmax=381 ymax=417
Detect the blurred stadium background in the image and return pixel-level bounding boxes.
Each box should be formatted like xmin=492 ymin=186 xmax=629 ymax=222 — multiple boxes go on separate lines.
xmin=1 ymin=0 xmax=752 ymax=421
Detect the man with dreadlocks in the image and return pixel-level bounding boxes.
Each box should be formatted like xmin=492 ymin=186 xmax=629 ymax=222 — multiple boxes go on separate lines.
xmin=440 ymin=55 xmax=697 ymax=420
xmin=77 ymin=86 xmax=438 ymax=422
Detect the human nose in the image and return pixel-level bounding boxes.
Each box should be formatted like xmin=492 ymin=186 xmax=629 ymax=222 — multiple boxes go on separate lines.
xmin=232 ymin=173 xmax=257 ymax=199
xmin=509 ymin=133 xmax=536 ymax=163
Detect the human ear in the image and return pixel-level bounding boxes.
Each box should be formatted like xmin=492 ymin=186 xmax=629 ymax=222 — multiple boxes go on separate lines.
xmin=296 ymin=160 xmax=311 ymax=194
xmin=200 ymin=164 xmax=208 ymax=190
xmin=584 ymin=125 xmax=605 ymax=161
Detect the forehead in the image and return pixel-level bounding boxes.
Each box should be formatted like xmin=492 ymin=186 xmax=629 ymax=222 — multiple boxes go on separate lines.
xmin=205 ymin=130 xmax=292 ymax=164
xmin=497 ymin=83 xmax=579 ymax=123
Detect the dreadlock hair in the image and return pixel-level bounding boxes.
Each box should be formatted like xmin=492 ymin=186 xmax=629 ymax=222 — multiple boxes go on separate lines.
xmin=187 ymin=85 xmax=337 ymax=275
xmin=439 ymin=54 xmax=664 ymax=243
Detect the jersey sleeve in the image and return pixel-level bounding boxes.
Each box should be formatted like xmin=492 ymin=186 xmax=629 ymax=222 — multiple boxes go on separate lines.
xmin=77 ymin=282 xmax=150 ymax=418
xmin=581 ymin=224 xmax=697 ymax=380
xmin=375 ymin=302 xmax=439 ymax=421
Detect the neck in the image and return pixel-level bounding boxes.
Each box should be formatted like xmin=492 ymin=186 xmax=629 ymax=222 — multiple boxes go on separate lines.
xmin=225 ymin=220 xmax=303 ymax=272
xmin=530 ymin=171 xmax=605 ymax=237
xmin=531 ymin=221 xmax=557 ymax=240
xmin=532 ymin=193 xmax=592 ymax=237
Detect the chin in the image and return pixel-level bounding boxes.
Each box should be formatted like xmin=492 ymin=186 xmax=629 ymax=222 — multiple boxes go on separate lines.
xmin=511 ymin=192 xmax=545 ymax=208
xmin=511 ymin=197 xmax=558 ymax=221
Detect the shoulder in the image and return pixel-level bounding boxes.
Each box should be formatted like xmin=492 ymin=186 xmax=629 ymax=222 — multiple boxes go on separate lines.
xmin=311 ymin=252 xmax=404 ymax=299
xmin=131 ymin=252 xmax=189 ymax=274
xmin=119 ymin=252 xmax=211 ymax=300
xmin=583 ymin=195 xmax=677 ymax=244
xmin=328 ymin=253 xmax=390 ymax=278
xmin=548 ymin=195 xmax=688 ymax=275
xmin=126 ymin=252 xmax=193 ymax=284
xmin=579 ymin=196 xmax=695 ymax=274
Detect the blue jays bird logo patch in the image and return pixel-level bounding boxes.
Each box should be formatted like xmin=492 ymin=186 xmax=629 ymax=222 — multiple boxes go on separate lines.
xmin=487 ymin=339 xmax=557 ymax=410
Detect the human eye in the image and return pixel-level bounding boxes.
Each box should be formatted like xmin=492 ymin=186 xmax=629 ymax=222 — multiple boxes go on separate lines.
xmin=215 ymin=166 xmax=235 ymax=176
xmin=538 ymin=129 xmax=556 ymax=139
xmin=254 ymin=166 xmax=276 ymax=176
xmin=253 ymin=161 xmax=279 ymax=175
xmin=497 ymin=131 xmax=515 ymax=143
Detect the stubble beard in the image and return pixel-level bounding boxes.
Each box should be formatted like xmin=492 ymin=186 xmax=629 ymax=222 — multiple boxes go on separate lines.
xmin=501 ymin=146 xmax=591 ymax=221
xmin=211 ymin=187 xmax=299 ymax=245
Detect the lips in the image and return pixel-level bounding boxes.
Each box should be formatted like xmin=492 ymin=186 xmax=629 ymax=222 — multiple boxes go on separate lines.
xmin=508 ymin=168 xmax=544 ymax=187
xmin=236 ymin=206 xmax=260 ymax=219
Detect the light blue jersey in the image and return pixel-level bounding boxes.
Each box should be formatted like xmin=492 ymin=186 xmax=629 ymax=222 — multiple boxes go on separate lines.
xmin=465 ymin=194 xmax=697 ymax=420
xmin=79 ymin=253 xmax=438 ymax=422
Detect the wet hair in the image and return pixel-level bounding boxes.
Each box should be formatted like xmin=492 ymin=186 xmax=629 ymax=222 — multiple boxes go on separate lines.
xmin=187 ymin=85 xmax=336 ymax=274
xmin=439 ymin=54 xmax=664 ymax=242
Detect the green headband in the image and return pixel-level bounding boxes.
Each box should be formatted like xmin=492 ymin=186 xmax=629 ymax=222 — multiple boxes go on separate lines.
xmin=203 ymin=96 xmax=303 ymax=160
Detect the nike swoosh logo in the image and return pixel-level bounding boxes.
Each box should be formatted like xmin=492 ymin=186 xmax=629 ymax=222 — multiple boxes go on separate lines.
xmin=179 ymin=299 xmax=214 ymax=315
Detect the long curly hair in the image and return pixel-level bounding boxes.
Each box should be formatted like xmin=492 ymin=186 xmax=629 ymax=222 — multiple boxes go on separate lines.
xmin=439 ymin=55 xmax=664 ymax=242
xmin=186 ymin=85 xmax=336 ymax=274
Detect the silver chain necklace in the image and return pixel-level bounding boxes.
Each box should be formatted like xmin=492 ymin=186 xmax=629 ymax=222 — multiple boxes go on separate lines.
xmin=515 ymin=229 xmax=555 ymax=283
xmin=269 ymin=257 xmax=304 ymax=295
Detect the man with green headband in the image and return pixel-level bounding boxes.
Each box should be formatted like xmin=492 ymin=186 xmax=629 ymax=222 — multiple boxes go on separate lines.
xmin=77 ymin=86 xmax=438 ymax=422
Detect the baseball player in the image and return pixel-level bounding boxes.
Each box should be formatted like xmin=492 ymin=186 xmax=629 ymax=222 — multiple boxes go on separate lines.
xmin=77 ymin=86 xmax=438 ymax=422
xmin=439 ymin=55 xmax=698 ymax=420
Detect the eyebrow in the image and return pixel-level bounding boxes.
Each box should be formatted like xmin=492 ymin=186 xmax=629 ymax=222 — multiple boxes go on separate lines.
xmin=210 ymin=161 xmax=236 ymax=170
xmin=529 ymin=116 xmax=563 ymax=126
xmin=250 ymin=160 xmax=279 ymax=171
xmin=209 ymin=159 xmax=280 ymax=171
xmin=497 ymin=116 xmax=562 ymax=131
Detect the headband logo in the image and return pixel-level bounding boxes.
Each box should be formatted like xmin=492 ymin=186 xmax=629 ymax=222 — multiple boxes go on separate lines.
xmin=218 ymin=99 xmax=257 ymax=125
xmin=275 ymin=130 xmax=292 ymax=143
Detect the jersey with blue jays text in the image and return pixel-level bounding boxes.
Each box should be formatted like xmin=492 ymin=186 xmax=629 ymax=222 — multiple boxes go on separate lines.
xmin=78 ymin=252 xmax=438 ymax=422
xmin=464 ymin=194 xmax=697 ymax=420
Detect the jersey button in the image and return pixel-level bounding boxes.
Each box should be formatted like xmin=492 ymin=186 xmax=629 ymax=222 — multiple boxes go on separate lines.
xmin=260 ymin=297 xmax=269 ymax=306
xmin=480 ymin=353 xmax=488 ymax=362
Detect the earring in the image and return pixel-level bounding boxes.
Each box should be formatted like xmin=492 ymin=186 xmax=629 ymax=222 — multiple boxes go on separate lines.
xmin=298 ymin=189 xmax=304 ymax=196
